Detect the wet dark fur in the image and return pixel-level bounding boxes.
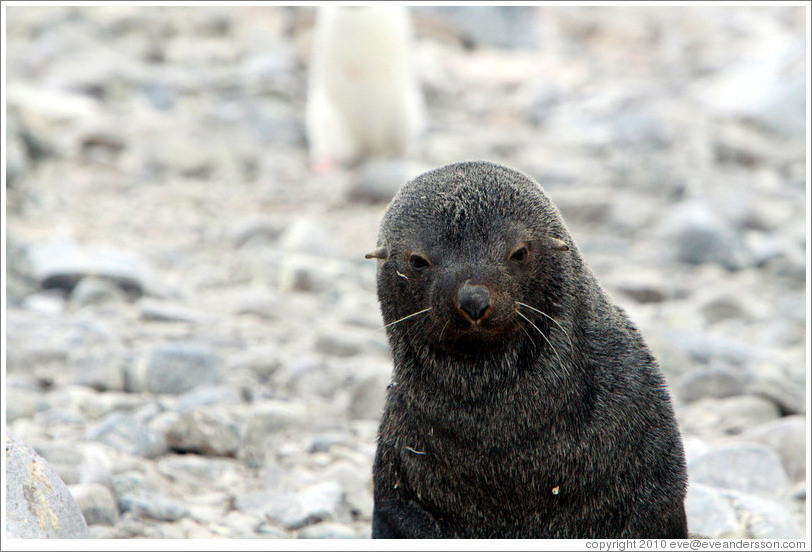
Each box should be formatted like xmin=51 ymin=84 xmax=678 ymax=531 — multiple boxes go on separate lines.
xmin=369 ymin=161 xmax=687 ymax=539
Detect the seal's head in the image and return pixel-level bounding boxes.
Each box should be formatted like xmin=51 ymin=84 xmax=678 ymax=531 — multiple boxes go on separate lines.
xmin=367 ymin=161 xmax=572 ymax=357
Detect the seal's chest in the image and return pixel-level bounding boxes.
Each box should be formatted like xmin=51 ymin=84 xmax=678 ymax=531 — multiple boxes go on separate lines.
xmin=398 ymin=431 xmax=561 ymax=514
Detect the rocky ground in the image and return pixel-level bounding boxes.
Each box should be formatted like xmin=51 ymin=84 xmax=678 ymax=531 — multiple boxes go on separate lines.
xmin=4 ymin=5 xmax=808 ymax=540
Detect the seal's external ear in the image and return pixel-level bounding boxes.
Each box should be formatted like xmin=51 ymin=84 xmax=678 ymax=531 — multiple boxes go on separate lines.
xmin=365 ymin=246 xmax=389 ymax=260
xmin=549 ymin=237 xmax=569 ymax=251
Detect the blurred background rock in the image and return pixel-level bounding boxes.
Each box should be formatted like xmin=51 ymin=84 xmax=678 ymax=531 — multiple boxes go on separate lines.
xmin=3 ymin=5 xmax=808 ymax=539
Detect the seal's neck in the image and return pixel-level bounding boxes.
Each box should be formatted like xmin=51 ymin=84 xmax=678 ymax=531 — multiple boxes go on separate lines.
xmin=392 ymin=337 xmax=546 ymax=406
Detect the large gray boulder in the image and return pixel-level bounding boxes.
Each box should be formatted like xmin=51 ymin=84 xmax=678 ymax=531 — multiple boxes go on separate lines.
xmin=5 ymin=432 xmax=89 ymax=538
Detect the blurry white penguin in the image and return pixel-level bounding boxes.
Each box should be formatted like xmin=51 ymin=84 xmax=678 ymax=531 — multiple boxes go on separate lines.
xmin=306 ymin=6 xmax=425 ymax=171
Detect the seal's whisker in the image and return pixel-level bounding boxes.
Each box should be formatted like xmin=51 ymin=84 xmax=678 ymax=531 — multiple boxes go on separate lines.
xmin=514 ymin=309 xmax=565 ymax=369
xmin=406 ymin=315 xmax=432 ymax=345
xmin=515 ymin=301 xmax=574 ymax=350
xmin=513 ymin=313 xmax=537 ymax=350
xmin=438 ymin=321 xmax=450 ymax=343
xmin=374 ymin=307 xmax=433 ymax=334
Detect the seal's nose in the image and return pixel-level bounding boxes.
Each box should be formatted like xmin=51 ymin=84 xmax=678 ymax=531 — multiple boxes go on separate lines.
xmin=457 ymin=282 xmax=491 ymax=322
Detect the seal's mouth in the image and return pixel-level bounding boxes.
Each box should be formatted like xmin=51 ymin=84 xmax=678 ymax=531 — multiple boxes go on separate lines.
xmin=435 ymin=318 xmax=515 ymax=354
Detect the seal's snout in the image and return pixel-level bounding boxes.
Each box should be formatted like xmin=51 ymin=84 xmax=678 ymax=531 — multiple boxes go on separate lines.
xmin=457 ymin=281 xmax=491 ymax=322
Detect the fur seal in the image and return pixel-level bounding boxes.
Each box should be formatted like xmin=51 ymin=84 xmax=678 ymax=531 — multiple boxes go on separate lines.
xmin=367 ymin=161 xmax=688 ymax=538
xmin=306 ymin=6 xmax=424 ymax=169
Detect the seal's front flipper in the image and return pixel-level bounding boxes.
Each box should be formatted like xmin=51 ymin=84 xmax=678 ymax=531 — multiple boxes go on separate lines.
xmin=372 ymin=498 xmax=442 ymax=539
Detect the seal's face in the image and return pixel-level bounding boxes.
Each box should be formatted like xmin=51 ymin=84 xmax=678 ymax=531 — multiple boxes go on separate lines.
xmin=393 ymin=237 xmax=539 ymax=355
xmin=368 ymin=162 xmax=571 ymax=357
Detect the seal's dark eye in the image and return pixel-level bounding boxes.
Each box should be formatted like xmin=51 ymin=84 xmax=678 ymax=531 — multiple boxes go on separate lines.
xmin=409 ymin=254 xmax=431 ymax=272
xmin=510 ymin=246 xmax=529 ymax=264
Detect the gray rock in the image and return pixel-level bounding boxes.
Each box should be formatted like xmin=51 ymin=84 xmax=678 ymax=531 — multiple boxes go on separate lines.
xmin=118 ymin=496 xmax=191 ymax=522
xmin=265 ymin=482 xmax=344 ymax=530
xmin=174 ymin=385 xmax=243 ymax=413
xmin=790 ymin=481 xmax=805 ymax=503
xmin=156 ymin=454 xmax=246 ymax=493
xmin=416 ymin=6 xmax=539 ymax=49
xmin=609 ymin=101 xmax=673 ymax=149
xmin=5 ymin=432 xmax=89 ymax=538
xmin=645 ymin=332 xmax=695 ymax=381
xmin=277 ymin=254 xmax=320 ymax=293
xmin=307 ymin=431 xmax=353 ymax=454
xmin=228 ymin=347 xmax=283 ymax=383
xmin=710 ymin=123 xmax=790 ymax=170
xmin=111 ymin=469 xmax=165 ymax=506
xmin=762 ymin=318 xmax=805 ymax=351
xmin=6 ymin=117 xmax=30 ymax=187
xmin=75 ymin=443 xmax=115 ymax=487
xmin=677 ymin=366 xmax=748 ymax=403
xmin=692 ymin=38 xmax=805 ymax=139
xmin=680 ymin=395 xmax=781 ymax=436
xmin=255 ymin=521 xmax=290 ymax=538
xmin=32 ymin=408 xmax=86 ymax=429
xmin=738 ymin=192 xmax=795 ymax=233
xmin=86 ymin=525 xmax=120 ymax=539
xmin=334 ymin=293 xmax=385 ymax=330
xmin=275 ymin=358 xmax=348 ymax=400
xmin=79 ymin=128 xmax=128 ymax=166
xmin=547 ymin=187 xmax=612 ymax=226
xmin=31 ymin=442 xmax=116 ymax=494
xmin=69 ymin=483 xmax=119 ymax=526
xmin=688 ymin=443 xmax=790 ymax=500
xmin=322 ymin=460 xmax=374 ymax=519
xmin=136 ymin=298 xmax=210 ymax=323
xmin=659 ymin=201 xmax=754 ymax=270
xmin=207 ymin=510 xmax=263 ymax=538
xmin=746 ymin=360 xmax=806 ymax=415
xmin=346 ymin=366 xmax=390 ymax=421
xmin=5 ymin=315 xmax=114 ymax=382
xmin=53 ymin=386 xmax=143 ymax=422
xmin=25 ymin=239 xmax=155 ymax=299
xmin=347 ymin=159 xmax=427 ymax=203
xmin=71 ymin=342 xmax=128 ymax=392
xmin=522 ymin=81 xmax=565 ymax=128
xmin=232 ymin=289 xmax=281 ymax=321
xmin=277 ymin=254 xmax=351 ymax=294
xmin=7 ymin=81 xmax=102 ymax=128
xmin=86 ymin=412 xmax=168 ymax=459
xmin=699 ymin=294 xmax=751 ymax=325
xmin=279 ymin=218 xmax=340 ymax=258
xmin=69 ymin=276 xmax=129 ymax=309
xmin=146 ymin=409 xmax=182 ymax=443
xmin=239 ymin=103 xmax=304 ymax=149
xmin=314 ymin=333 xmax=364 ymax=358
xmin=141 ymin=129 xmax=216 ymax=180
xmin=30 ymin=442 xmax=102 ymax=487
xmin=768 ymin=291 xmax=806 ymax=336
xmin=662 ymin=329 xmax=763 ymax=366
xmin=685 ymin=483 xmax=745 ymax=539
xmin=164 ymin=407 xmax=241 ymax=457
xmin=607 ymin=272 xmax=672 ymax=304
xmin=238 ymin=401 xmax=307 ymax=468
xmin=21 ymin=291 xmax=67 ymax=315
xmin=760 ymin=239 xmax=807 ymax=288
xmin=6 ymin=389 xmax=43 ymax=422
xmin=234 ymin=217 xmax=284 ymax=249
xmin=5 ymin=233 xmax=37 ymax=306
xmin=720 ymin=489 xmax=804 ymax=539
xmin=130 ymin=343 xmax=223 ymax=395
xmin=297 ymin=521 xmax=356 ymax=539
xmin=737 ymin=415 xmax=807 ymax=482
